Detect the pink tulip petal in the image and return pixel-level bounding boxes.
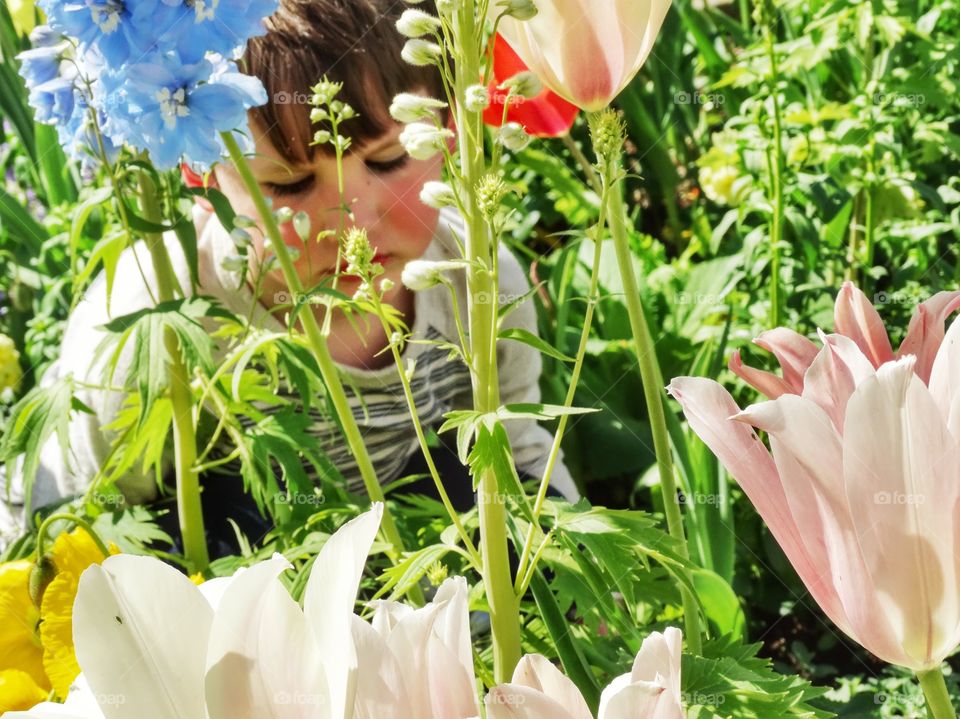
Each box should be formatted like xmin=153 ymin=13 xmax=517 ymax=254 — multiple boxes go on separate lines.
xmin=511 ymin=655 xmax=592 ymax=719
xmin=842 ymin=358 xmax=960 ymax=669
xmin=599 ymin=681 xmax=668 ymax=719
xmin=753 ymin=328 xmax=820 ymax=393
xmin=736 ymin=396 xmax=903 ymax=660
xmin=630 ymin=627 xmax=682 ymax=703
xmin=896 ymin=291 xmax=960 ymax=384
xmin=351 ymin=617 xmax=412 ymax=719
xmin=834 ymin=282 xmax=894 ymax=367
xmin=666 ymin=378 xmax=828 ymax=619
xmin=485 ymin=685 xmax=581 ymax=719
xmin=928 ymin=313 xmax=960 ymax=437
xmin=801 ymin=331 xmax=875 ymax=431
xmin=728 ymin=349 xmax=792 ymax=399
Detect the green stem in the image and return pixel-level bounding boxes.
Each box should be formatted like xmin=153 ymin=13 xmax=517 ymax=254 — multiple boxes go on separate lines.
xmin=919 ymin=668 xmax=957 ymax=719
xmin=607 ymin=183 xmax=703 ymax=655
xmin=764 ymin=20 xmax=784 ymax=328
xmin=219 ymin=132 xmax=420 ymax=602
xmin=36 ymin=513 xmax=111 ymax=559
xmin=138 ymin=170 xmax=208 ymax=574
xmin=369 ymin=296 xmax=482 ymax=569
xmin=453 ymin=1 xmax=521 ymax=682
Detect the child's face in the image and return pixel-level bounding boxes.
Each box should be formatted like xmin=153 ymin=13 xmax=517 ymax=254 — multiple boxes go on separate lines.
xmin=214 ymin=116 xmax=445 ymax=296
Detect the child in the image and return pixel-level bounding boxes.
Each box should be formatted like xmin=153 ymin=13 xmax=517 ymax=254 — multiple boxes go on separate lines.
xmin=0 ymin=0 xmax=577 ymax=553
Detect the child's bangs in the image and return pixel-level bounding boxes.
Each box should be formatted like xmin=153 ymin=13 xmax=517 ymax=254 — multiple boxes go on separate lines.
xmin=244 ymin=0 xmax=445 ymax=167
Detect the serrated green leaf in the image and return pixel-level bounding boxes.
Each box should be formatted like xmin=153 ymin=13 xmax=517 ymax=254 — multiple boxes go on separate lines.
xmin=499 ymin=327 xmax=575 ymax=363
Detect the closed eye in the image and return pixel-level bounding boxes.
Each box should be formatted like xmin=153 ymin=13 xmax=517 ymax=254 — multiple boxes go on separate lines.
xmin=366 ymin=155 xmax=411 ymax=175
xmin=264 ymin=175 xmax=315 ymax=197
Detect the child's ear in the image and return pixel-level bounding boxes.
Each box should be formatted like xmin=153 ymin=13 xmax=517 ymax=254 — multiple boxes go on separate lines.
xmin=180 ymin=162 xmax=216 ymax=212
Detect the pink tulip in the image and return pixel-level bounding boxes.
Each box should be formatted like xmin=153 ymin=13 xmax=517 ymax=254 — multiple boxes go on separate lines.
xmin=484 ymin=628 xmax=683 ymax=719
xmin=668 ymin=283 xmax=960 ymax=671
xmin=495 ymin=1 xmax=673 ymax=112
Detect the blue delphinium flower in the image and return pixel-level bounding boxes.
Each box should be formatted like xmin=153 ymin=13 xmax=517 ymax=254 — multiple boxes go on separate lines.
xmin=107 ymin=54 xmax=266 ymax=169
xmin=155 ymin=0 xmax=279 ymax=63
xmin=57 ymin=88 xmax=121 ymax=166
xmin=17 ymin=26 xmax=82 ymax=127
xmin=38 ymin=0 xmax=175 ymax=66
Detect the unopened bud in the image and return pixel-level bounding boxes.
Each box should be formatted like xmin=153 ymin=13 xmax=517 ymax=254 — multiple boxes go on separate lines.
xmin=465 ymin=84 xmax=490 ymax=112
xmin=274 ymin=207 xmax=294 ymax=225
xmin=396 ymin=8 xmax=441 ymax=38
xmin=399 ymin=122 xmax=454 ymax=160
xmin=420 ymin=181 xmax=456 ymax=209
xmin=390 ymin=93 xmax=448 ymax=124
xmin=293 ymin=211 xmax=311 ymax=241
xmin=401 ymin=259 xmax=465 ymax=291
xmin=502 ymin=71 xmax=542 ymax=99
xmin=498 ymin=122 xmax=531 ymax=152
xmin=498 ymin=0 xmax=538 ymax=20
xmin=230 ymin=227 xmax=253 ymax=248
xmin=401 ymin=38 xmax=443 ymax=66
xmin=221 ymin=254 xmax=247 ymax=273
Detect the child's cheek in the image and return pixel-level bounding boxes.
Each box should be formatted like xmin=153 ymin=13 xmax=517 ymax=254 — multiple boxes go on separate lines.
xmin=385 ymin=161 xmax=443 ymax=255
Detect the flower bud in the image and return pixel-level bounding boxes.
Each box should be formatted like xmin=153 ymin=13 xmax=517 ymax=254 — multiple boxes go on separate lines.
xmin=476 ymin=173 xmax=508 ymax=219
xmin=401 ymin=38 xmax=443 ymax=66
xmin=234 ymin=215 xmax=256 ymax=229
xmin=436 ymin=0 xmax=455 ymax=17
xmin=420 ymin=181 xmax=456 ymax=209
xmin=396 ymin=8 xmax=441 ymax=38
xmin=465 ymin=84 xmax=490 ymax=112
xmin=399 ymin=122 xmax=454 ymax=160
xmin=310 ymin=107 xmax=329 ymax=123
xmin=343 ymin=227 xmax=375 ymax=275
xmin=221 ymin=254 xmax=247 ymax=273
xmin=274 ymin=206 xmax=294 ymax=225
xmin=497 ymin=0 xmax=538 ymax=20
xmin=498 ymin=122 xmax=531 ymax=152
xmin=501 ymin=71 xmax=542 ymax=99
xmin=401 ymin=259 xmax=465 ymax=291
xmin=28 ymin=555 xmax=57 ymax=609
xmin=293 ymin=211 xmax=311 ymax=241
xmin=380 ymin=278 xmax=395 ymax=293
xmin=389 ymin=93 xmax=447 ymax=124
xmin=230 ymin=227 xmax=253 ymax=248
xmin=588 ymin=109 xmax=626 ymax=168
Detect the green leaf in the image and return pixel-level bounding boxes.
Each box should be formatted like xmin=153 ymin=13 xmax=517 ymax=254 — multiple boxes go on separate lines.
xmin=496 ymin=403 xmax=599 ymax=422
xmin=499 ymin=327 xmax=575 ymax=363
xmin=376 ymin=543 xmax=463 ymax=600
xmin=0 ymin=376 xmax=75 ymax=513
xmin=691 ymin=567 xmax=746 ymax=642
xmin=466 ymin=421 xmax=534 ymax=521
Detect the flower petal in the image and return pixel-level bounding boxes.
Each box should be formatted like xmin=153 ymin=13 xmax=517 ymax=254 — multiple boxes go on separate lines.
xmin=896 ymin=291 xmax=960 ymax=384
xmin=800 ymin=331 xmax=875 ymax=431
xmin=842 ymin=358 xmax=960 ymax=669
xmin=728 ymin=349 xmax=792 ymax=399
xmin=485 ymin=684 xmax=581 ymax=719
xmin=350 ymin=616 xmax=411 ymax=719
xmin=834 ymin=282 xmax=893 ymax=368
xmin=72 ymin=555 xmax=212 ymax=719
xmin=928 ymin=313 xmax=960 ymax=438
xmin=510 ymin=655 xmax=591 ymax=719
xmin=204 ymin=555 xmax=326 ymax=719
xmin=303 ymin=504 xmax=384 ymax=719
xmin=753 ymin=327 xmax=820 ymax=393
xmin=598 ymin=680 xmax=666 ymax=719
xmin=630 ymin=627 xmax=683 ymax=704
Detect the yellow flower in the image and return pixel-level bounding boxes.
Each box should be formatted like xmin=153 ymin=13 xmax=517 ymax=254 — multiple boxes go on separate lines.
xmin=39 ymin=528 xmax=116 ymax=699
xmin=0 ymin=334 xmax=22 ymax=392
xmin=0 ymin=560 xmax=48 ymax=711
xmin=0 ymin=669 xmax=48 ymax=711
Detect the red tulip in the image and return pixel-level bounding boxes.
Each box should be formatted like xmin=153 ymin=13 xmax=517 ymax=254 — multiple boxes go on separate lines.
xmin=483 ymin=34 xmax=579 ymax=138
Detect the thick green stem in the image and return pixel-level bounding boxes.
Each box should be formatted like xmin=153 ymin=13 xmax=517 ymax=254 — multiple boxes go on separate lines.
xmin=919 ymin=668 xmax=957 ymax=719
xmin=219 ymin=132 xmax=419 ymax=601
xmin=138 ymin=170 xmax=208 ymax=574
xmin=453 ymin=1 xmax=521 ymax=681
xmin=607 ymin=185 xmax=703 ymax=655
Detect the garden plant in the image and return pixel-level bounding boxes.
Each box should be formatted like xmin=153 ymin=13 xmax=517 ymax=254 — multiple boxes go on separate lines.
xmin=0 ymin=0 xmax=959 ymax=717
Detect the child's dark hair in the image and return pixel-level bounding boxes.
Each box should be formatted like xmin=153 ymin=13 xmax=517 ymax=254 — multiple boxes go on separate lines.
xmin=245 ymin=0 xmax=445 ymax=165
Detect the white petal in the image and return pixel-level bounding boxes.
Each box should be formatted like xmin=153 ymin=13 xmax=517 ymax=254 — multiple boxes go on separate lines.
xmin=510 ymin=655 xmax=592 ymax=719
xmin=204 ymin=555 xmax=327 ymax=719
xmin=303 ymin=504 xmax=384 ymax=719
xmin=72 ymin=555 xmax=212 ymax=719
xmin=350 ymin=616 xmax=412 ymax=719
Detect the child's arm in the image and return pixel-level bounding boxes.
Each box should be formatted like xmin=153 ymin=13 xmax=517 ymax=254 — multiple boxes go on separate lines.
xmin=495 ymin=246 xmax=581 ymax=502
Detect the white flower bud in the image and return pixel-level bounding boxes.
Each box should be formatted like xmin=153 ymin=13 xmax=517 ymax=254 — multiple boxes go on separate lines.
xmin=274 ymin=206 xmax=294 ymax=224
xmin=396 ymin=8 xmax=440 ymax=38
xmin=436 ymin=0 xmax=454 ymax=17
xmin=501 ymin=71 xmax=542 ymax=99
xmin=498 ymin=0 xmax=538 ymax=20
xmin=420 ymin=181 xmax=457 ymax=209
xmin=465 ymin=84 xmax=490 ymax=112
xmin=401 ymin=38 xmax=443 ymax=66
xmin=310 ymin=107 xmax=329 ymax=123
xmin=293 ymin=211 xmax=311 ymax=241
xmin=221 ymin=254 xmax=247 ymax=273
xmin=379 ymin=278 xmax=395 ymax=293
xmin=285 ymin=245 xmax=301 ymax=262
xmin=234 ymin=215 xmax=256 ymax=228
xmin=390 ymin=93 xmax=448 ymax=124
xmin=401 ymin=259 xmax=465 ymax=291
xmin=230 ymin=227 xmax=253 ymax=248
xmin=399 ymin=123 xmax=454 ymax=160
xmin=498 ymin=122 xmax=531 ymax=152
